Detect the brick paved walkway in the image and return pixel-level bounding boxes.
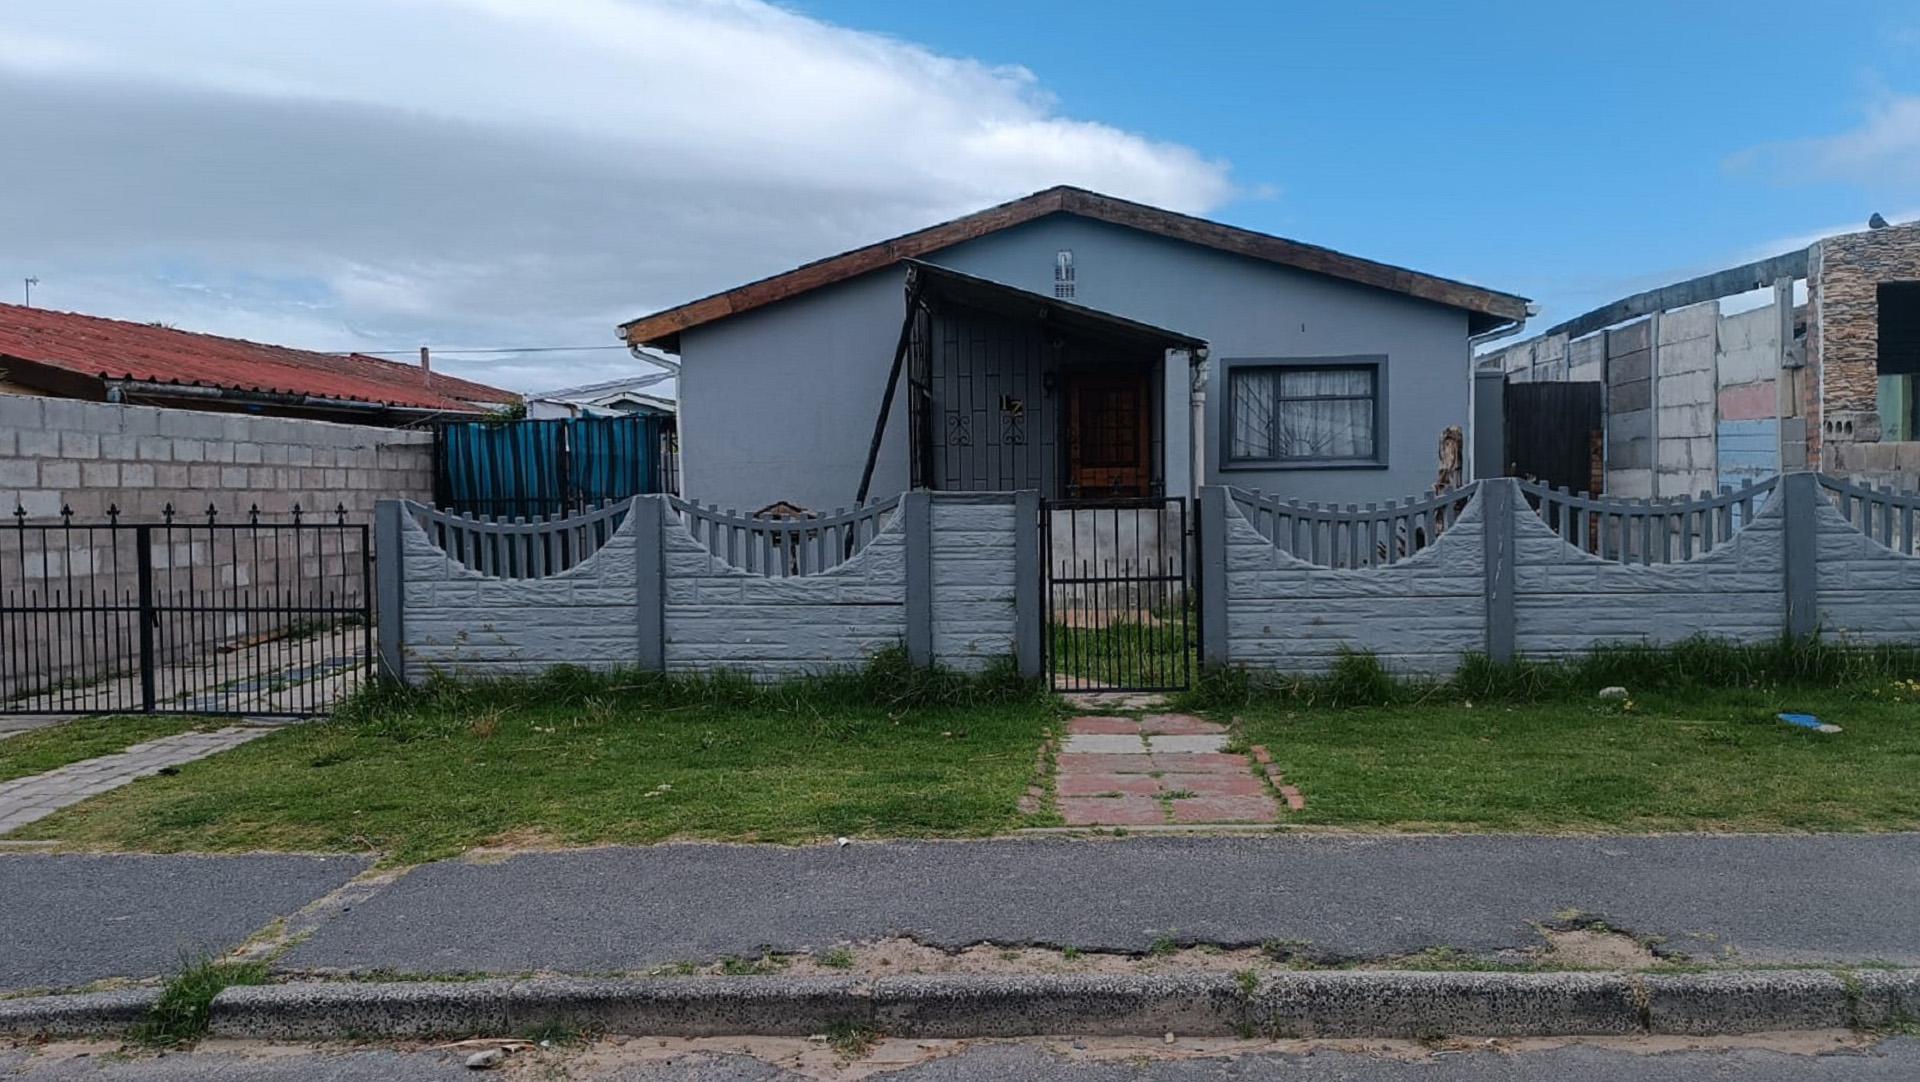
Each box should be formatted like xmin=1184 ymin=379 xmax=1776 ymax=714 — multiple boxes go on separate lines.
xmin=0 ymin=727 xmax=271 ymax=835
xmin=1054 ymin=713 xmax=1293 ymax=827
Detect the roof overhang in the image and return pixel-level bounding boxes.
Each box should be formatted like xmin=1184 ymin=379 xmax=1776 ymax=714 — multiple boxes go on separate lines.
xmin=908 ymin=260 xmax=1207 ymax=353
xmin=620 ymin=186 xmax=1532 ymax=350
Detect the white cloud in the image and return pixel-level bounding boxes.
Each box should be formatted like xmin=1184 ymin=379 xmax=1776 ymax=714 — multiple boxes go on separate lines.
xmin=1730 ymin=92 xmax=1920 ymax=189
xmin=0 ymin=0 xmax=1234 ymax=391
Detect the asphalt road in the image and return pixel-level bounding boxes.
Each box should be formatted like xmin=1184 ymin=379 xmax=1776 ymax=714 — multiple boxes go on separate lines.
xmin=3 ymin=1040 xmax=1919 ymax=1080
xmin=0 ymin=854 xmax=368 ymax=991
xmin=280 ymin=835 xmax=1920 ymax=975
xmin=5 ymin=836 xmax=1919 ymax=991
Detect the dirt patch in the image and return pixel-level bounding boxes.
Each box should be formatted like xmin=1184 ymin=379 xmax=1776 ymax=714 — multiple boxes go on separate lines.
xmin=1540 ymin=927 xmax=1659 ymax=969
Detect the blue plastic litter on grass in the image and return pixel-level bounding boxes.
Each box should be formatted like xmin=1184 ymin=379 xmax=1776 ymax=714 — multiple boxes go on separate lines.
xmin=1778 ymin=712 xmax=1842 ymax=734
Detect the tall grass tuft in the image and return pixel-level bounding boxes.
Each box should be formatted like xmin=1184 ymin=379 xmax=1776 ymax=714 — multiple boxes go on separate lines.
xmin=1182 ymin=635 xmax=1920 ymax=710
xmin=336 ymin=646 xmax=1046 ymax=729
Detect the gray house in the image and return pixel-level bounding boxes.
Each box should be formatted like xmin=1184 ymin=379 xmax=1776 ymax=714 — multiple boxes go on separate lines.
xmin=621 ymin=187 xmax=1530 ymax=512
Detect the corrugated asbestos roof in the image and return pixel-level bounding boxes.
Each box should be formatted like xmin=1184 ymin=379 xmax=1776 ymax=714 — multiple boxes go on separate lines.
xmin=0 ymin=302 xmax=518 ymax=413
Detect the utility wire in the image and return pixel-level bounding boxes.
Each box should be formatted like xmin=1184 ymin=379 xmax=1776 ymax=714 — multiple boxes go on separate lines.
xmin=346 ymin=344 xmax=638 ymax=355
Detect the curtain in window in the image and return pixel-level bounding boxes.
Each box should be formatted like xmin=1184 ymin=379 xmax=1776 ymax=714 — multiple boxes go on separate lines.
xmin=1229 ymin=367 xmax=1375 ymax=461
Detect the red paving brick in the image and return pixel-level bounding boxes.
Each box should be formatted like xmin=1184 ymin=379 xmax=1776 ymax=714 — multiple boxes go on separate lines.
xmin=1147 ymin=752 xmax=1248 ymax=773
xmin=1168 ymin=794 xmax=1279 ymax=823
xmin=1051 ymin=715 xmax=1291 ymax=826
xmin=1060 ymin=795 xmax=1166 ymax=826
xmin=1139 ymin=713 xmax=1227 ymax=735
xmin=1055 ymin=752 xmax=1158 ymax=774
xmin=1066 ymin=716 xmax=1142 ymax=735
xmin=1056 ymin=773 xmax=1161 ymax=797
xmin=1162 ymin=773 xmax=1268 ymax=797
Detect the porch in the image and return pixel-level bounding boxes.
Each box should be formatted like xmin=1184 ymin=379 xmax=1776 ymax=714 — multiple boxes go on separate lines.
xmin=889 ymin=261 xmax=1207 ymax=501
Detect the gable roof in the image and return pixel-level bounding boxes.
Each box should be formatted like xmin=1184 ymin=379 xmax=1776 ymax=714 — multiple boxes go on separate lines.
xmin=620 ymin=186 xmax=1532 ymax=350
xmin=0 ymin=302 xmax=518 ymax=413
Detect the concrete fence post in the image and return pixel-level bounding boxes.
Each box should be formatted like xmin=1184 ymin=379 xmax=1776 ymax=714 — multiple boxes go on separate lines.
xmin=634 ymin=496 xmax=666 ymax=671
xmin=1481 ymin=480 xmax=1517 ymax=663
xmin=1197 ymin=486 xmax=1229 ymax=668
xmin=1012 ymin=490 xmax=1042 ymax=679
xmin=1782 ymin=471 xmax=1819 ymax=639
xmin=904 ymin=489 xmax=933 ymax=667
xmin=373 ymin=499 xmax=405 ymax=684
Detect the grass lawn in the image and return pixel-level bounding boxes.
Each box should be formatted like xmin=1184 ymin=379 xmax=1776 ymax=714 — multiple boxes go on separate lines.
xmin=10 ymin=668 xmax=1058 ymax=862
xmin=1232 ymin=687 xmax=1920 ymax=832
xmin=0 ymin=715 xmax=215 ymax=784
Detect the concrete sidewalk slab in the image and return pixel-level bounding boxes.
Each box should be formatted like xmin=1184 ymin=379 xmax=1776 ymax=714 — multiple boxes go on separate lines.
xmin=0 ymin=854 xmax=370 ymax=991
xmin=282 ymin=835 xmax=1920 ymax=977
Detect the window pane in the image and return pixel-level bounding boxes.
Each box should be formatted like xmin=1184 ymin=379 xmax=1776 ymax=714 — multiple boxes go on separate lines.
xmin=1275 ymin=392 xmax=1374 ymax=459
xmin=1229 ymin=364 xmax=1376 ymax=462
xmin=1229 ymin=370 xmax=1275 ymax=459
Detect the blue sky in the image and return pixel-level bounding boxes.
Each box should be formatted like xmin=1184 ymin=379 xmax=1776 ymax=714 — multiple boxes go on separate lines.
xmin=807 ymin=0 xmax=1920 ymax=318
xmin=1 ymin=1 xmax=1915 ymax=390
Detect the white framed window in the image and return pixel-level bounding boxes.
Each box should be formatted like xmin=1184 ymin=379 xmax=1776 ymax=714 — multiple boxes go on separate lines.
xmin=1224 ymin=357 xmax=1385 ymax=467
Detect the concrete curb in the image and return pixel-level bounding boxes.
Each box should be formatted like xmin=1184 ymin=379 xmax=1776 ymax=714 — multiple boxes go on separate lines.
xmin=0 ymin=988 xmax=161 ymax=1037
xmin=201 ymin=969 xmax=1920 ymax=1041
xmin=9 ymin=970 xmax=1919 ymax=1040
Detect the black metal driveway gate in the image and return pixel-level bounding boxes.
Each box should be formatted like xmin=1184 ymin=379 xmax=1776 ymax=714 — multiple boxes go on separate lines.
xmin=1 ymin=504 xmax=372 ymax=717
xmin=1041 ymin=496 xmax=1196 ymax=692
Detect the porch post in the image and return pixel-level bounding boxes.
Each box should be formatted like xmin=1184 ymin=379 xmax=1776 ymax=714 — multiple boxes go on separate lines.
xmin=1162 ymin=348 xmax=1192 ymax=499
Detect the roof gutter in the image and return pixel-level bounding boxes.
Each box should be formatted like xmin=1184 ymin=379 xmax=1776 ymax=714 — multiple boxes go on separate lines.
xmin=102 ymin=379 xmax=468 ymax=419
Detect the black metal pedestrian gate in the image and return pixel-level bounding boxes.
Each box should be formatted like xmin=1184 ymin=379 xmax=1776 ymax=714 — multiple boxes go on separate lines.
xmin=1042 ymin=496 xmax=1196 ymax=692
xmin=1 ymin=504 xmax=372 ymax=717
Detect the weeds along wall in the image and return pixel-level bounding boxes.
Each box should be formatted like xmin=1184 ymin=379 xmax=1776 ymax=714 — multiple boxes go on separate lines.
xmin=379 ymin=490 xmax=1037 ymax=683
xmin=1202 ymin=473 xmax=1920 ymax=675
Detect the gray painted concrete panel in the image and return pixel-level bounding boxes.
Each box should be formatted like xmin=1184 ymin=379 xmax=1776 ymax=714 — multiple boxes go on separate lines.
xmin=1510 ymin=495 xmax=1787 ymax=656
xmin=663 ymin=504 xmax=909 ymax=677
xmin=400 ymin=510 xmax=643 ymax=678
xmin=930 ymin=496 xmax=1017 ymax=671
xmin=1814 ymin=498 xmax=1920 ymax=642
xmin=1222 ymin=492 xmax=1487 ymax=674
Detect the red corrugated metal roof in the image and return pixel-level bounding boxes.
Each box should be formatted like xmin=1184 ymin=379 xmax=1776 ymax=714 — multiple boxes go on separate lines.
xmin=0 ymin=302 xmax=519 ymax=413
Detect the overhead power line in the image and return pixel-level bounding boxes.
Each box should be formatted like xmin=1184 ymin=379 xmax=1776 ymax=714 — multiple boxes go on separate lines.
xmin=347 ymin=345 xmax=637 ymax=356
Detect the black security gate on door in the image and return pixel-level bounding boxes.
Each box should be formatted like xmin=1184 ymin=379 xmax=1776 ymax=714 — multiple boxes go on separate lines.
xmin=1042 ymin=496 xmax=1196 ymax=692
xmin=1 ymin=504 xmax=372 ymax=717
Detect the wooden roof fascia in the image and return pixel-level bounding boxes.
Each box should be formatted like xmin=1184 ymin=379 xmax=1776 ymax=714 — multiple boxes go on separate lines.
xmin=621 ymin=186 xmax=1530 ymax=348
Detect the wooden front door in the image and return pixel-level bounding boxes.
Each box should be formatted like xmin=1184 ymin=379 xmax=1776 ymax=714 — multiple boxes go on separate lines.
xmin=1065 ymin=371 xmax=1152 ymax=496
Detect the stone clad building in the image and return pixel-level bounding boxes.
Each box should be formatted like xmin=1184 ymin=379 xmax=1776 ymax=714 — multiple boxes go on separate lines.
xmin=1808 ymin=221 xmax=1920 ymax=481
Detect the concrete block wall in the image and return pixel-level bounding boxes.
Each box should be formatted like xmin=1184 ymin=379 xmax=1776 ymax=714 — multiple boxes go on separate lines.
xmin=400 ymin=511 xmax=642 ymax=676
xmin=1220 ymin=493 xmax=1487 ymax=675
xmin=1654 ymin=303 xmax=1719 ymax=498
xmin=1511 ymin=492 xmax=1786 ymax=656
xmin=0 ymin=394 xmax=433 ymax=697
xmin=1605 ymin=320 xmax=1656 ymax=497
xmin=0 ymin=394 xmax=432 ymax=522
xmin=1716 ymin=303 xmax=1785 ymax=489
